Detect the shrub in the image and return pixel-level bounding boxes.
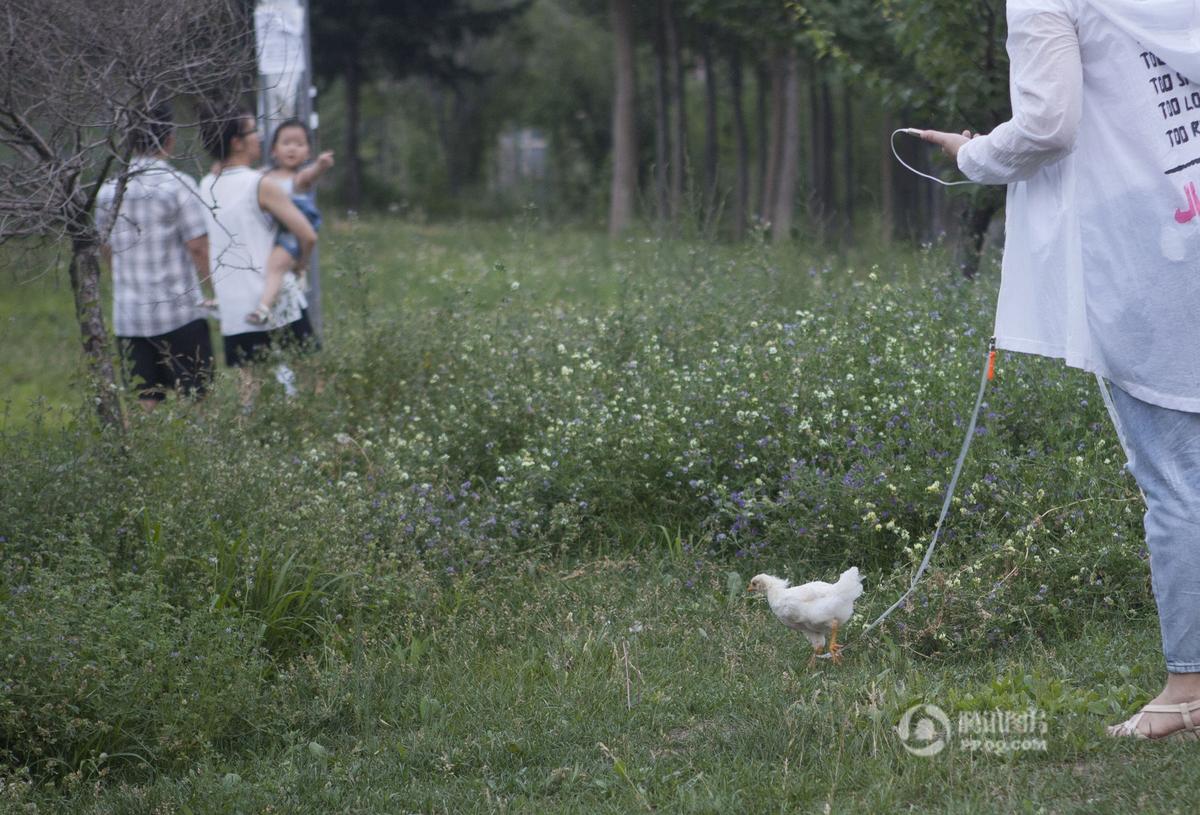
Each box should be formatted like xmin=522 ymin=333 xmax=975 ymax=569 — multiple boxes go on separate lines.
xmin=0 ymin=221 xmax=1162 ymax=792
xmin=0 ymin=552 xmax=269 ymax=775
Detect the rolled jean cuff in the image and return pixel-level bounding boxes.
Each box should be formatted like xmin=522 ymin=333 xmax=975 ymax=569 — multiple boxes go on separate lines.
xmin=1166 ymin=662 xmax=1200 ymax=673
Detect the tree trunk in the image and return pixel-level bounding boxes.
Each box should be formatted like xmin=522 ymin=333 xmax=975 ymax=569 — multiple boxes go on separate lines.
xmin=729 ymin=49 xmax=749 ymax=241
xmin=344 ymin=57 xmax=363 ymax=210
xmin=377 ymin=102 xmax=390 ymax=180
xmin=445 ymin=88 xmax=485 ymax=198
xmin=653 ymin=3 xmax=671 ymax=222
xmin=700 ymin=30 xmax=719 ymax=228
xmin=608 ymin=0 xmax=637 ymax=237
xmin=761 ymin=50 xmax=785 ymax=226
xmin=931 ymin=180 xmax=947 ymax=242
xmin=841 ymin=87 xmax=854 ymax=242
xmin=820 ymin=79 xmax=835 ymax=223
xmin=894 ymin=106 xmax=922 ymax=241
xmin=920 ymin=146 xmax=937 ymax=243
xmin=880 ymin=109 xmax=895 ymax=244
xmin=771 ymin=48 xmax=800 ymax=243
xmin=663 ymin=0 xmax=685 ymax=219
xmin=808 ymin=71 xmax=835 ymax=239
xmin=754 ymin=60 xmax=768 ymax=223
xmin=68 ymin=232 xmax=123 ymax=430
xmin=959 ymin=200 xmax=999 ymax=279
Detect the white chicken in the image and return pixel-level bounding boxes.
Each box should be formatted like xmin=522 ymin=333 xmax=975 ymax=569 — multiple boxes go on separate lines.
xmin=748 ymin=568 xmax=864 ymax=665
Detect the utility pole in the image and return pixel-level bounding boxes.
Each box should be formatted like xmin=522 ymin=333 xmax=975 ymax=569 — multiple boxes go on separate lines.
xmin=254 ymin=0 xmax=323 ymax=334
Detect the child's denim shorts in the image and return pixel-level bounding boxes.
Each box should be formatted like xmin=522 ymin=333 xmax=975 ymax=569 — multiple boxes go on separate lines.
xmin=277 ymin=193 xmax=322 ymax=260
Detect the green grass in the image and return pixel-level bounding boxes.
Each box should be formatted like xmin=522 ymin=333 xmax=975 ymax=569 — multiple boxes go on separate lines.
xmin=0 ymin=219 xmax=1193 ymax=813
xmin=10 ymin=561 xmax=1192 ymax=813
xmin=0 ymin=244 xmax=87 ymax=422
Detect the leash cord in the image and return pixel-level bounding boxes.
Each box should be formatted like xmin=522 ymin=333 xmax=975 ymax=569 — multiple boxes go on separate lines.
xmin=819 ymin=337 xmax=996 ymax=657
xmin=889 ymin=129 xmax=980 ymax=188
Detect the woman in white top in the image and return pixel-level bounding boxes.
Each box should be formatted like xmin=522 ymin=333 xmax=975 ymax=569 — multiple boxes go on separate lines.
xmin=199 ymin=109 xmax=317 ymax=404
xmin=923 ymin=0 xmax=1200 ymax=740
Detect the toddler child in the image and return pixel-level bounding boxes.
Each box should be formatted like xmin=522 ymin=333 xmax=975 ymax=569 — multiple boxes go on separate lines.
xmin=246 ymin=119 xmax=334 ymax=326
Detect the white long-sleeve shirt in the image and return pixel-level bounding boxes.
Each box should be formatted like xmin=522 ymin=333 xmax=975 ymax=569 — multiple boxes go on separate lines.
xmin=957 ymin=0 xmax=1200 ymax=412
xmin=958 ymin=8 xmax=1082 ymax=184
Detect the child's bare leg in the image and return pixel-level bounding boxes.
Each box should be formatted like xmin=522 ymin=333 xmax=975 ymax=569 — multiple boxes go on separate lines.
xmin=248 ymin=246 xmax=294 ymax=323
xmin=260 ymin=245 xmax=294 ymax=310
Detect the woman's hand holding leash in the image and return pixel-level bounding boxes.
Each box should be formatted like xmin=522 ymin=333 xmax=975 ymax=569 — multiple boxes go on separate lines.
xmin=889 ymin=129 xmax=979 ymax=188
xmin=917 ymin=129 xmax=975 ymax=160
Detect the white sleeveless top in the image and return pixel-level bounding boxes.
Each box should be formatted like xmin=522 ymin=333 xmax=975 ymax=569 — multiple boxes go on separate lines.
xmin=199 ymin=166 xmax=305 ymax=335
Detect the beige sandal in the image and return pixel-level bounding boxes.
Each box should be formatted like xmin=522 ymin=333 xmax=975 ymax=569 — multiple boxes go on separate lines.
xmin=1107 ymin=698 xmax=1200 ymax=740
xmin=246 ymin=304 xmax=272 ymax=326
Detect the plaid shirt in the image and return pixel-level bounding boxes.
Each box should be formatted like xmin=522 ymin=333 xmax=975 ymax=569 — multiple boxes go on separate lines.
xmin=96 ymin=157 xmax=208 ymax=337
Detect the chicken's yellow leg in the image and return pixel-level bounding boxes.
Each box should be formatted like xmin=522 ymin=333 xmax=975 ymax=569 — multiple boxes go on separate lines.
xmin=828 ymin=620 xmax=842 ymax=664
xmin=807 ymin=643 xmax=825 ymax=669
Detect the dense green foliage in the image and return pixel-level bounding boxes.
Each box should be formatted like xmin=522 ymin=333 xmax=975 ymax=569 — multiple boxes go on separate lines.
xmin=0 ymin=221 xmax=1174 ymax=811
xmin=311 ymin=0 xmax=1011 ymax=246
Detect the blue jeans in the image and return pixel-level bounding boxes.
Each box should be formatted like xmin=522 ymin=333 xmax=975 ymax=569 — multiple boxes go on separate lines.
xmin=1107 ymin=381 xmax=1200 ymax=673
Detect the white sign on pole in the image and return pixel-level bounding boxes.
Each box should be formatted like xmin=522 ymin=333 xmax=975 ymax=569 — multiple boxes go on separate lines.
xmin=254 ymin=0 xmax=306 ymax=118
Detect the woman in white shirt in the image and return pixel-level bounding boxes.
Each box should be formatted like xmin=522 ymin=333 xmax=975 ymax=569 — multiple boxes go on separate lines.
xmin=923 ymin=0 xmax=1200 ymax=740
xmin=199 ymin=109 xmax=318 ymax=405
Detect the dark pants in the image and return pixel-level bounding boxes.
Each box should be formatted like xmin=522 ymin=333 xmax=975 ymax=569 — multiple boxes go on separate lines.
xmin=118 ymin=318 xmax=214 ymax=402
xmin=222 ymin=309 xmax=320 ymax=368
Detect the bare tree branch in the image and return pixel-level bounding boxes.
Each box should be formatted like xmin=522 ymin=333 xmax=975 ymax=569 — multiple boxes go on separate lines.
xmin=0 ymin=0 xmax=257 ymax=428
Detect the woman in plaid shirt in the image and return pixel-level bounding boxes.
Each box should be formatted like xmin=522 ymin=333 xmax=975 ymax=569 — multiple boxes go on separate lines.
xmin=97 ymin=103 xmax=216 ymax=411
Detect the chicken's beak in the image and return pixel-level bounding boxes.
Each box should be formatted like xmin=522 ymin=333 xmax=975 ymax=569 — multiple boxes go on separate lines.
xmin=747 ymin=582 xmax=756 ymax=593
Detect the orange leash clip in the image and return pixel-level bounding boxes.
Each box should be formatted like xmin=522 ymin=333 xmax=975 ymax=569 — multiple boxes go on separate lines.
xmin=986 ymin=338 xmax=997 ymax=381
